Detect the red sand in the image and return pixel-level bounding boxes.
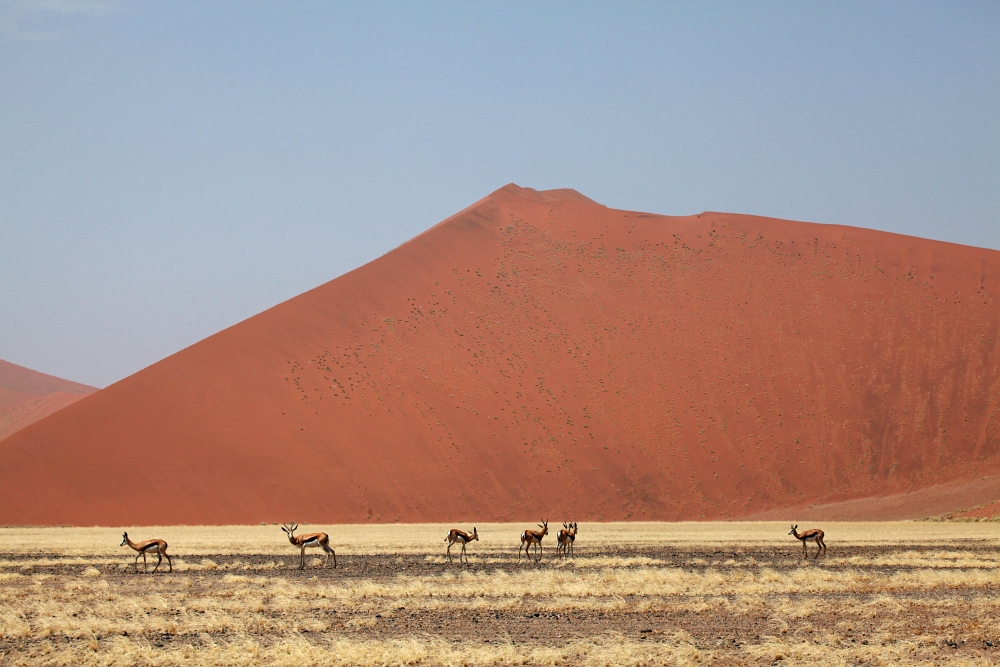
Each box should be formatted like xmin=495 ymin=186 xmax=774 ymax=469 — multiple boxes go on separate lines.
xmin=954 ymin=500 xmax=1000 ymax=519
xmin=741 ymin=474 xmax=1000 ymax=521
xmin=0 ymin=185 xmax=998 ymax=526
xmin=0 ymin=360 xmax=97 ymax=443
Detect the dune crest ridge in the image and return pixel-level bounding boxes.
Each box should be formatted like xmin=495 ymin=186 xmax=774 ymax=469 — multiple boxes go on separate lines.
xmin=1 ymin=185 xmax=998 ymax=526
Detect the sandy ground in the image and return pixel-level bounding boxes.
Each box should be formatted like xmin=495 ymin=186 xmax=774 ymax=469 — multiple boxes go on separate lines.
xmin=2 ymin=523 xmax=999 ymax=665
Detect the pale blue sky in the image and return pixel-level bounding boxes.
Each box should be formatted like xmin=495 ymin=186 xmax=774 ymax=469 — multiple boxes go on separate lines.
xmin=2 ymin=1 xmax=998 ymax=387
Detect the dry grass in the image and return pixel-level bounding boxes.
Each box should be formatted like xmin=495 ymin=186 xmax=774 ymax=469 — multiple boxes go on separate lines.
xmin=2 ymin=520 xmax=998 ymax=556
xmin=2 ymin=522 xmax=999 ymax=665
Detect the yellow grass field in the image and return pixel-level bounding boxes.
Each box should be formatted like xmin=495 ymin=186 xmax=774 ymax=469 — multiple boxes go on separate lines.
xmin=1 ymin=522 xmax=999 ymax=666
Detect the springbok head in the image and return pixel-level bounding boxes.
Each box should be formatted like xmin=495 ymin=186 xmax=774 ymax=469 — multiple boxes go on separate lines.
xmin=120 ymin=532 xmax=129 ymax=547
xmin=281 ymin=523 xmax=299 ymax=541
xmin=788 ymin=525 xmax=798 ymax=536
xmin=539 ymin=520 xmax=548 ymax=536
xmin=472 ymin=527 xmax=479 ymax=541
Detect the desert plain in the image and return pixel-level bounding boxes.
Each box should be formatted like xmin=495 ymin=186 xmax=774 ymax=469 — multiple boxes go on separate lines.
xmin=2 ymin=521 xmax=999 ymax=666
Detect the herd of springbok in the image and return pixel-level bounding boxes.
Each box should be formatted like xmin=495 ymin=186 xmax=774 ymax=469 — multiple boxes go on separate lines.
xmin=119 ymin=521 xmax=826 ymax=572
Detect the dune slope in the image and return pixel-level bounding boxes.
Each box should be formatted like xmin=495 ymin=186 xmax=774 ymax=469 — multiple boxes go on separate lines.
xmin=0 ymin=360 xmax=97 ymax=443
xmin=1 ymin=185 xmax=998 ymax=525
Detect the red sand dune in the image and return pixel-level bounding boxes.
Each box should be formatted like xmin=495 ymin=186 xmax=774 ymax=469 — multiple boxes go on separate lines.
xmin=741 ymin=473 xmax=1000 ymax=521
xmin=954 ymin=499 xmax=1000 ymax=520
xmin=0 ymin=360 xmax=97 ymax=443
xmin=0 ymin=185 xmax=998 ymax=526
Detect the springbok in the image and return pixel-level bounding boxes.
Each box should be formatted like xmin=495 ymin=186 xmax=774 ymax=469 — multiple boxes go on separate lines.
xmin=120 ymin=532 xmax=172 ymax=573
xmin=556 ymin=522 xmax=578 ymax=558
xmin=788 ymin=524 xmax=826 ymax=559
xmin=518 ymin=519 xmax=548 ymax=562
xmin=281 ymin=523 xmax=337 ymax=569
xmin=445 ymin=527 xmax=478 ymax=563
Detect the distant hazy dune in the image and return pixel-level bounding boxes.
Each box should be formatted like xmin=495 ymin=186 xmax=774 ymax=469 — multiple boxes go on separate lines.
xmin=0 ymin=360 xmax=97 ymax=443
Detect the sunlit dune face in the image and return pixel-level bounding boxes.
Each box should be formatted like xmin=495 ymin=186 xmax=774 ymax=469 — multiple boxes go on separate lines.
xmin=0 ymin=185 xmax=997 ymax=526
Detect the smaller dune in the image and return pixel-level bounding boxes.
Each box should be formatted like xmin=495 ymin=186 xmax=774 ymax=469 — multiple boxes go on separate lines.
xmin=741 ymin=474 xmax=1000 ymax=521
xmin=0 ymin=360 xmax=97 ymax=442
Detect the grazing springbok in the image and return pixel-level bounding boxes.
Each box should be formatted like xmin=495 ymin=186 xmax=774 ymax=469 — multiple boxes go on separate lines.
xmin=788 ymin=524 xmax=826 ymax=559
xmin=445 ymin=527 xmax=479 ymax=563
xmin=556 ymin=522 xmax=578 ymax=558
xmin=281 ymin=523 xmax=337 ymax=569
xmin=120 ymin=532 xmax=172 ymax=573
xmin=518 ymin=519 xmax=549 ymax=562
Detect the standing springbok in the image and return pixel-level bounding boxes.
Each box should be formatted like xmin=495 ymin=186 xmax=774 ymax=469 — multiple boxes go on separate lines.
xmin=788 ymin=524 xmax=826 ymax=559
xmin=281 ymin=523 xmax=337 ymax=569
xmin=120 ymin=532 xmax=172 ymax=573
xmin=518 ymin=519 xmax=548 ymax=562
xmin=445 ymin=527 xmax=478 ymax=563
xmin=556 ymin=522 xmax=578 ymax=558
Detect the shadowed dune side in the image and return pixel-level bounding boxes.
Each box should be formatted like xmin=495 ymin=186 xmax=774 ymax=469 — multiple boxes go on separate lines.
xmin=0 ymin=184 xmax=998 ymax=525
xmin=0 ymin=360 xmax=97 ymax=443
xmin=955 ymin=500 xmax=1000 ymax=519
xmin=741 ymin=474 xmax=1000 ymax=521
